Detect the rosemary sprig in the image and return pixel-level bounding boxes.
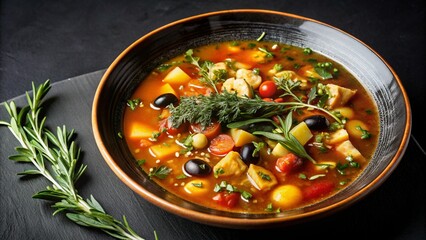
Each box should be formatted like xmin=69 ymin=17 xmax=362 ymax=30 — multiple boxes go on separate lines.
xmin=0 ymin=80 xmax=153 ymax=240
xmin=251 ymin=114 xmax=316 ymax=164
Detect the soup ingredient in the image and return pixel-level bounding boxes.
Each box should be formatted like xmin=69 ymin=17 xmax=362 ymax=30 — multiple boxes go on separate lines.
xmin=208 ymin=134 xmax=235 ymax=156
xmin=184 ymin=159 xmax=212 ymax=177
xmin=258 ymin=80 xmax=277 ymax=98
xmin=0 ymin=81 xmax=151 ymax=240
xmin=271 ymin=185 xmax=303 ymax=209
xmin=152 ymin=93 xmax=178 ymax=108
xmin=239 ymin=143 xmax=260 ymax=165
xmin=303 ymin=115 xmax=330 ymax=131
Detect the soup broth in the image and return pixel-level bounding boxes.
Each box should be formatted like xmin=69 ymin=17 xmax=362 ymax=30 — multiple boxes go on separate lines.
xmin=123 ymin=40 xmax=379 ymax=213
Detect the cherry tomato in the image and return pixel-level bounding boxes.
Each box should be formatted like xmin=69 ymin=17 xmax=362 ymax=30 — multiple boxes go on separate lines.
xmin=208 ymin=134 xmax=235 ymax=156
xmin=302 ymin=180 xmax=335 ymax=200
xmin=212 ymin=192 xmax=240 ymax=208
xmin=159 ymin=118 xmax=187 ymax=135
xmin=259 ymin=81 xmax=277 ymax=98
xmin=190 ymin=121 xmax=221 ymax=140
xmin=275 ymin=153 xmax=303 ymax=173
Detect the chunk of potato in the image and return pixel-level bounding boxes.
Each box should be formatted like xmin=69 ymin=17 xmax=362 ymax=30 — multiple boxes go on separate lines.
xmin=149 ymin=142 xmax=182 ymax=160
xmin=229 ymin=128 xmax=259 ymax=147
xmin=271 ymin=143 xmax=290 ymax=158
xmin=128 ymin=122 xmax=157 ymax=140
xmin=159 ymin=83 xmax=178 ymax=96
xmin=162 ymin=66 xmax=192 ymax=85
xmin=326 ymin=84 xmax=357 ymax=109
xmin=325 ymin=129 xmax=349 ymax=145
xmin=335 ymin=140 xmax=365 ymax=161
xmin=247 ymin=164 xmax=277 ymax=191
xmin=290 ymin=122 xmax=313 ymax=146
xmin=213 ymin=151 xmax=247 ymax=178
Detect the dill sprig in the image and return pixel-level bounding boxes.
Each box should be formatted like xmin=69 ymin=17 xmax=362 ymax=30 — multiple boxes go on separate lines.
xmin=169 ymin=90 xmax=341 ymax=129
xmin=0 ymin=80 xmax=154 ymax=240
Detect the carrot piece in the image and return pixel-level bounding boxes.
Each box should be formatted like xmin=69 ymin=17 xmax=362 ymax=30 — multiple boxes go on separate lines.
xmin=208 ymin=134 xmax=235 ymax=156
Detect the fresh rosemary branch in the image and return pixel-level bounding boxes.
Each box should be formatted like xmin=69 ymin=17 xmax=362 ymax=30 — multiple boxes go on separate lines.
xmin=0 ymin=80 xmax=152 ymax=240
xmin=250 ymin=114 xmax=317 ymax=164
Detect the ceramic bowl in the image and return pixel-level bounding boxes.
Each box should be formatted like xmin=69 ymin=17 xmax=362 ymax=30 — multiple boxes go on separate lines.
xmin=92 ymin=9 xmax=411 ymax=228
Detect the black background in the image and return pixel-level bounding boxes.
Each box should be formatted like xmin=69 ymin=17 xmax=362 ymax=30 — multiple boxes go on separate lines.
xmin=1 ymin=0 xmax=425 ymax=239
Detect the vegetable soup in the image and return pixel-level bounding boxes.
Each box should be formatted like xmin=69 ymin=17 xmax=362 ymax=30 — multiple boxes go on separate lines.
xmin=123 ymin=39 xmax=379 ymax=213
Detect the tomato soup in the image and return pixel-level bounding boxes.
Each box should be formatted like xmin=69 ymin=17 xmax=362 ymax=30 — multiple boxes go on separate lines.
xmin=123 ymin=40 xmax=379 ymax=213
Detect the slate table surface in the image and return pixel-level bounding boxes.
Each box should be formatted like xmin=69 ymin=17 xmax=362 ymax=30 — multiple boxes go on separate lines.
xmin=1 ymin=0 xmax=425 ymax=239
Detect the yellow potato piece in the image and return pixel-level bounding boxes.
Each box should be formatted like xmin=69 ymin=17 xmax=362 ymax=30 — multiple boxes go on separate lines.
xmin=325 ymin=129 xmax=349 ymax=145
xmin=247 ymin=164 xmax=277 ymax=191
xmin=159 ymin=83 xmax=178 ymax=96
xmin=271 ymin=143 xmax=290 ymax=158
xmin=128 ymin=122 xmax=156 ymax=140
xmin=335 ymin=140 xmax=365 ymax=161
xmin=213 ymin=151 xmax=247 ymax=177
xmin=149 ymin=142 xmax=182 ymax=160
xmin=326 ymin=84 xmax=357 ymax=109
xmin=162 ymin=66 xmax=191 ymax=85
xmin=290 ymin=122 xmax=313 ymax=146
xmin=229 ymin=128 xmax=259 ymax=147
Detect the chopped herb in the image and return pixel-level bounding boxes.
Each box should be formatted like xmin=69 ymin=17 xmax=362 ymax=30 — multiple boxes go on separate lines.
xmin=127 ymin=98 xmax=142 ymax=111
xmin=303 ymin=48 xmax=313 ymax=55
xmin=365 ymin=109 xmax=373 ymax=115
xmin=148 ymin=165 xmax=172 ymax=179
xmin=230 ymin=41 xmax=240 ymax=46
xmin=117 ymin=132 xmax=123 ymax=139
xmin=286 ymin=56 xmax=294 ymax=61
xmin=293 ymin=63 xmax=301 ymax=69
xmin=137 ymin=159 xmax=146 ymax=166
xmin=156 ymin=63 xmax=172 ymax=72
xmin=247 ymin=43 xmax=257 ymax=49
xmin=258 ymin=47 xmax=274 ymax=58
xmin=241 ymin=191 xmax=252 ymax=200
xmin=257 ymin=171 xmax=271 ymax=181
xmin=252 ymin=141 xmax=265 ymax=157
xmin=299 ymin=173 xmax=307 ymax=179
xmin=214 ymin=167 xmax=225 ymax=178
xmin=252 ymin=68 xmax=260 ymax=75
xmin=356 ymin=125 xmax=372 ymax=139
xmin=176 ymin=174 xmax=187 ymax=179
xmin=273 ymin=63 xmax=283 ymax=72
xmin=191 ymin=182 xmax=203 ymax=188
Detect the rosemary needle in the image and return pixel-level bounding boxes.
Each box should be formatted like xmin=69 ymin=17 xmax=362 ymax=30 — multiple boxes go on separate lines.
xmin=0 ymin=80 xmax=155 ymax=240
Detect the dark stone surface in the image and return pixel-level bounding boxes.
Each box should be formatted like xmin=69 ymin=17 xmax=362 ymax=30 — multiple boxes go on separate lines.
xmin=1 ymin=1 xmax=425 ymax=239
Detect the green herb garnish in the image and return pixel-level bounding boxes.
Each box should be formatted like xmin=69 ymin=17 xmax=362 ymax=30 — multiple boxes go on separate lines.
xmin=149 ymin=165 xmax=172 ymax=179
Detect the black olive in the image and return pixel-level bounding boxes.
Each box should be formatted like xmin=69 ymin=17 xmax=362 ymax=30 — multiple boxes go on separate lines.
xmin=152 ymin=93 xmax=178 ymax=108
xmin=183 ymin=159 xmax=212 ymax=177
xmin=303 ymin=115 xmax=330 ymax=130
xmin=239 ymin=143 xmax=260 ymax=165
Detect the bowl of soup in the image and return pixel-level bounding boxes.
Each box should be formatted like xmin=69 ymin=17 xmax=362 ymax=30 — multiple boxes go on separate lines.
xmin=92 ymin=9 xmax=411 ymax=228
